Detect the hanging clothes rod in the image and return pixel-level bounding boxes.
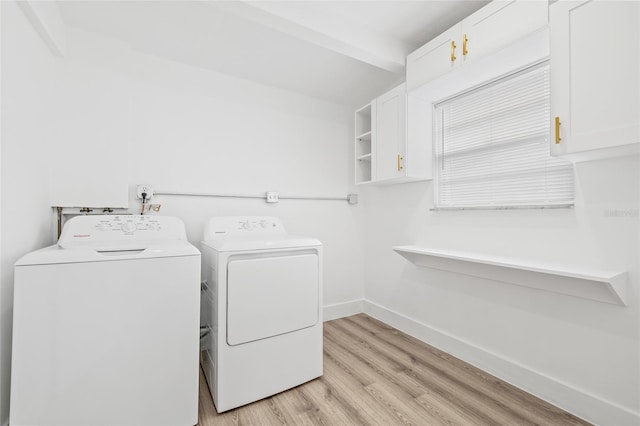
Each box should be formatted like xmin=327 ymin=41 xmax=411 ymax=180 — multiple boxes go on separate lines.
xmin=154 ymin=190 xmax=358 ymax=204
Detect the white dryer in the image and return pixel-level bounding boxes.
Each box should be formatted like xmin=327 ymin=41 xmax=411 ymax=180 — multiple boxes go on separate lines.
xmin=201 ymin=216 xmax=322 ymax=412
xmin=10 ymin=215 xmax=201 ymax=426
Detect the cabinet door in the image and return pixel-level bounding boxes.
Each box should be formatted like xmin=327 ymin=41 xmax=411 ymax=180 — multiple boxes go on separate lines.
xmin=550 ymin=0 xmax=639 ymax=159
xmin=376 ymin=84 xmax=406 ymax=182
xmin=406 ymin=25 xmax=460 ymax=92
xmin=461 ymin=0 xmax=548 ymax=64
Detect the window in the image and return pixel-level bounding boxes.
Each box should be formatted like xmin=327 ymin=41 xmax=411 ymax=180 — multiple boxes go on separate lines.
xmin=433 ymin=62 xmax=574 ymax=209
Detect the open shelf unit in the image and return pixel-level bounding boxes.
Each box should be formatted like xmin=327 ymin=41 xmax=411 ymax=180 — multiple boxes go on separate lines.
xmin=355 ymin=103 xmax=374 ymax=184
xmin=393 ymin=245 xmax=629 ymax=306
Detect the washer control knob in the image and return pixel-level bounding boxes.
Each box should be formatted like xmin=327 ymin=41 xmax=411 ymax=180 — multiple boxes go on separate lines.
xmin=121 ymin=222 xmax=137 ymax=233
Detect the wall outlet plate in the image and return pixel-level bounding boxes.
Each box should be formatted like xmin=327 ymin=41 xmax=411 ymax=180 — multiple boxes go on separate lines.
xmin=266 ymin=192 xmax=278 ymax=203
xmin=136 ymin=184 xmax=154 ymax=200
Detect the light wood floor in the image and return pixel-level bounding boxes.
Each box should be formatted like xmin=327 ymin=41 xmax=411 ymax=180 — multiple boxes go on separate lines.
xmin=197 ymin=314 xmax=590 ymax=426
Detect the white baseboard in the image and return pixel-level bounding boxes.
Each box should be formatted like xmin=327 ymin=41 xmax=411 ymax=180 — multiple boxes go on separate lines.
xmin=323 ymin=299 xmax=364 ymax=322
xmin=363 ymin=300 xmax=640 ymax=426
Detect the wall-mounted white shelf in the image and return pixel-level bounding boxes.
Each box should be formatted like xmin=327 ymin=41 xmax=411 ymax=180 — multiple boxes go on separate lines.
xmin=393 ymin=245 xmax=629 ymax=306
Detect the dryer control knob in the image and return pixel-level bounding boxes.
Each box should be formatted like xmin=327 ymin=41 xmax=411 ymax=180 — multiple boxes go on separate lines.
xmin=121 ymin=222 xmax=137 ymax=233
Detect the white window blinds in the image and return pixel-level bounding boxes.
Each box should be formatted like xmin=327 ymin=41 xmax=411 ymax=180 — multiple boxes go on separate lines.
xmin=434 ymin=62 xmax=574 ymax=209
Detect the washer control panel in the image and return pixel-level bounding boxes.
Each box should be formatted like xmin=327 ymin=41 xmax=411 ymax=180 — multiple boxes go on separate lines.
xmin=59 ymin=215 xmax=187 ymax=248
xmin=93 ymin=216 xmax=163 ymax=235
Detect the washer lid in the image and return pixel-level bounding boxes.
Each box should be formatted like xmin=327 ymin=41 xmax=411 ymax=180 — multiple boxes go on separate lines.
xmin=17 ymin=215 xmax=199 ymax=266
xmin=15 ymin=241 xmax=200 ymax=266
xmin=203 ymin=235 xmax=321 ymax=252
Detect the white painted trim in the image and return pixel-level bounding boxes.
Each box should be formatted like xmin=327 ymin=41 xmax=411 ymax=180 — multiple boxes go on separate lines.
xmin=323 ymin=299 xmax=364 ymax=322
xmin=0 ymin=0 xmax=4 ymax=422
xmin=363 ymin=299 xmax=640 ymax=426
xmin=15 ymin=1 xmax=66 ymax=57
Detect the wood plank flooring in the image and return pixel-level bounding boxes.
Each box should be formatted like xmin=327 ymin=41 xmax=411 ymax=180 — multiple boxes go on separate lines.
xmin=197 ymin=314 xmax=590 ymax=426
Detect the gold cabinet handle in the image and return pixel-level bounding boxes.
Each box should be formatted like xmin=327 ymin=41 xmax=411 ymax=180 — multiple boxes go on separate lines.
xmin=450 ymin=40 xmax=457 ymax=62
xmin=463 ymin=34 xmax=469 ymax=56
xmin=397 ymin=154 xmax=404 ymax=171
xmin=555 ymin=116 xmax=561 ymax=144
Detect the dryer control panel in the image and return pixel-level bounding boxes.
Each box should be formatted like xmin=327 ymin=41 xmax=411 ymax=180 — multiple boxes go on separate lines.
xmin=204 ymin=216 xmax=286 ymax=242
xmin=59 ymin=215 xmax=188 ymax=248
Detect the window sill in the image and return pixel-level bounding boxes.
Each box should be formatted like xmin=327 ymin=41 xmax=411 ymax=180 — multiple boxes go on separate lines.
xmin=430 ymin=204 xmax=574 ymax=211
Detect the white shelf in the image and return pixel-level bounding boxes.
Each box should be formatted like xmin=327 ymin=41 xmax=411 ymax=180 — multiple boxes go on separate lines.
xmin=356 ymin=131 xmax=372 ymax=141
xmin=355 ymin=102 xmax=374 ymax=185
xmin=393 ymin=245 xmax=629 ymax=306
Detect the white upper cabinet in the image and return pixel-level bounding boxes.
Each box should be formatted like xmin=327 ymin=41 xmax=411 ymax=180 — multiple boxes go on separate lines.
xmin=406 ymin=26 xmax=460 ymax=92
xmin=354 ymin=84 xmax=430 ymax=185
xmin=407 ymin=0 xmax=548 ymax=92
xmin=460 ymin=1 xmax=548 ymax=63
xmin=550 ymin=0 xmax=639 ymax=161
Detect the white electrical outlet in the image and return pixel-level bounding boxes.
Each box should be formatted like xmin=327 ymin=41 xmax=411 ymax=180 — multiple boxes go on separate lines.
xmin=136 ymin=184 xmax=154 ymax=200
xmin=266 ymin=192 xmax=278 ymax=203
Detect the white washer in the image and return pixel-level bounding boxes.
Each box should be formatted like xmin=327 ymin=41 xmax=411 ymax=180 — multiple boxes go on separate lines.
xmin=10 ymin=215 xmax=201 ymax=426
xmin=201 ymin=216 xmax=322 ymax=413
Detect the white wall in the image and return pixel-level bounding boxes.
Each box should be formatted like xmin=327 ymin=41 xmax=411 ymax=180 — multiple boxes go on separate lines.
xmin=359 ymin=155 xmax=640 ymax=424
xmin=0 ymin=2 xmax=59 ymax=423
xmin=47 ymin=31 xmax=130 ymax=208
xmin=7 ymin=3 xmax=636 ymax=426
xmin=0 ymin=3 xmax=3 ymax=423
xmin=123 ymin=46 xmax=365 ymax=313
xmin=0 ymin=19 xmax=365 ymax=425
xmin=41 ymin=24 xmax=365 ymax=313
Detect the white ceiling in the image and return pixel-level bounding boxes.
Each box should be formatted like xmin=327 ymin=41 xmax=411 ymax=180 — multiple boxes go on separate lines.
xmin=56 ymin=1 xmax=489 ymax=106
